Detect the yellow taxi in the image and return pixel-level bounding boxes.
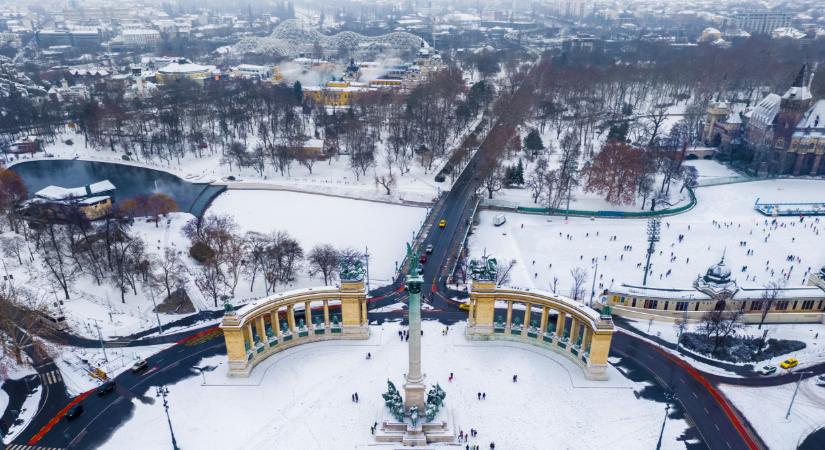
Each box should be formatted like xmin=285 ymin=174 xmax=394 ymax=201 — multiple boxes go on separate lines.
xmin=780 ymin=358 xmax=799 ymax=369
xmin=458 ymin=302 xmax=470 ymax=311
xmin=438 ymin=219 xmax=446 ymax=228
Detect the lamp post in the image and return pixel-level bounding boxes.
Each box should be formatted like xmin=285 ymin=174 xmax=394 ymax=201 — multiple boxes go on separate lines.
xmin=643 ymin=218 xmax=661 ymax=286
xmin=589 ymin=261 xmax=599 ymax=308
xmin=149 ymin=289 xmax=164 ymax=335
xmin=785 ymin=371 xmax=813 ymax=420
xmin=156 ymin=385 xmax=180 ymax=450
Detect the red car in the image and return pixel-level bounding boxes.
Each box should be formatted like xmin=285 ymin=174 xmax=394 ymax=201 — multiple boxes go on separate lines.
xmin=419 ymin=254 xmax=428 ymax=264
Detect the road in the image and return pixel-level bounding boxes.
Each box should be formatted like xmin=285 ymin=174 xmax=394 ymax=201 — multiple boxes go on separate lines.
xmin=4 ymin=111 xmax=804 ymax=450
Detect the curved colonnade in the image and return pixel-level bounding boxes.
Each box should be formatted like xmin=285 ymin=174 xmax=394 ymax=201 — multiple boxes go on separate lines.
xmin=221 ymin=280 xmax=369 ymax=377
xmin=466 ymin=280 xmax=615 ymax=380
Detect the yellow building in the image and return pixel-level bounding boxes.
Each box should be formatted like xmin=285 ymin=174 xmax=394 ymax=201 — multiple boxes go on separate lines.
xmin=303 ymin=81 xmax=372 ymax=107
xmin=607 ymin=260 xmax=825 ymax=324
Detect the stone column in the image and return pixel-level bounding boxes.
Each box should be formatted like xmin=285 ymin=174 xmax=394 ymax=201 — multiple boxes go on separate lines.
xmin=255 ymin=316 xmax=268 ymax=349
xmin=538 ymin=307 xmax=549 ymax=341
xmin=555 ymin=311 xmax=566 ymax=340
xmin=569 ymin=318 xmax=581 ymax=348
xmin=810 ymin=153 xmax=823 ymax=176
xmin=583 ymin=327 xmax=593 ymax=353
xmin=287 ymin=304 xmax=296 ymax=332
xmin=521 ymin=303 xmax=531 ymax=336
xmin=270 ymin=311 xmax=281 ymax=338
xmin=404 ymin=272 xmax=426 ymax=414
xmin=505 ymin=301 xmax=513 ymax=329
xmin=360 ymin=297 xmax=368 ymax=325
xmin=242 ymin=323 xmax=253 ymax=348
xmin=586 ymin=331 xmax=613 ymax=380
xmin=304 ymin=301 xmax=312 ymax=333
xmin=323 ymin=300 xmax=330 ymax=328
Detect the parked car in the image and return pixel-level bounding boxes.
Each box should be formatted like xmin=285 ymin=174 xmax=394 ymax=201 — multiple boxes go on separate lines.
xmin=494 ymin=214 xmax=507 ymax=226
xmin=758 ymin=365 xmax=777 ymax=375
xmin=780 ymin=358 xmax=799 ymax=369
xmin=121 ymin=154 xmax=130 ymax=161
xmin=425 ymin=244 xmax=434 ymax=254
xmin=419 ymin=254 xmax=427 ymax=264
xmin=66 ymin=403 xmax=84 ymax=420
xmin=438 ymin=219 xmax=446 ymax=228
xmin=97 ymin=380 xmax=116 ymax=396
xmin=816 ymin=374 xmax=825 ymax=384
xmin=131 ymin=359 xmax=148 ymax=373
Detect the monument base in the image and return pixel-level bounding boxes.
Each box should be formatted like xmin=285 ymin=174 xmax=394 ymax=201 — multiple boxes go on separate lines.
xmin=374 ymin=408 xmax=455 ymax=447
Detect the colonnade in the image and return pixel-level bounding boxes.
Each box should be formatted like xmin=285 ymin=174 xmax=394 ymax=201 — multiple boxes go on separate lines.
xmin=221 ymin=280 xmax=369 ymax=377
xmin=467 ymin=280 xmax=615 ymax=380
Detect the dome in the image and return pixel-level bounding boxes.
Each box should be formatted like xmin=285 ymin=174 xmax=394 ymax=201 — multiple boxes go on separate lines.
xmin=703 ymin=259 xmax=731 ymax=284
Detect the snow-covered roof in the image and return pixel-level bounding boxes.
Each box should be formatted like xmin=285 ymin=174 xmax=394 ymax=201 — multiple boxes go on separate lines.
xmin=158 ymin=62 xmax=216 ymax=74
xmin=749 ymin=93 xmax=781 ymax=129
xmin=792 ymin=100 xmax=825 ymax=139
xmin=612 ymin=284 xmax=711 ymax=301
xmin=234 ymin=285 xmax=343 ymax=319
xmin=782 ymin=86 xmax=812 ymax=101
xmin=35 ymin=179 xmax=116 ymax=201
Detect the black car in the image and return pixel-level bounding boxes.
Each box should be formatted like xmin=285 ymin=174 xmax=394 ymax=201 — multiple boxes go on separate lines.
xmin=97 ymin=380 xmax=116 ymax=396
xmin=66 ymin=404 xmax=84 ymax=420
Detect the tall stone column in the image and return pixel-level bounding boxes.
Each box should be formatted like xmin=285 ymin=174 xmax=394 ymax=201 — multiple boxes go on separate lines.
xmin=403 ymin=268 xmax=426 ymax=414
xmin=255 ymin=316 xmax=268 ymax=348
xmin=270 ymin=311 xmax=281 ymax=337
xmin=538 ymin=307 xmax=548 ymax=340
xmin=304 ymin=301 xmax=312 ymax=332
xmin=555 ymin=311 xmax=566 ymax=339
xmin=323 ymin=300 xmax=330 ymax=327
xmin=287 ymin=305 xmax=296 ymax=332
xmin=569 ymin=318 xmax=581 ymax=347
xmin=505 ymin=301 xmax=513 ymax=329
xmin=521 ymin=303 xmax=531 ymax=336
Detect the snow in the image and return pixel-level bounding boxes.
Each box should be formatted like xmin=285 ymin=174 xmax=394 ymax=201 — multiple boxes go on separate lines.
xmin=683 ymin=159 xmax=740 ymax=181
xmin=1 ymin=382 xmax=41 ymax=445
xmin=469 ymin=179 xmax=825 ymax=300
xmin=207 ymin=190 xmax=428 ymax=285
xmin=0 ymin=388 xmax=7 ymax=420
xmin=720 ymin=378 xmax=825 ymax=450
xmin=99 ymin=321 xmax=692 ymax=450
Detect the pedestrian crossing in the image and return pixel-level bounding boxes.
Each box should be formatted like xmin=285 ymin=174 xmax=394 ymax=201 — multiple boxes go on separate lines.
xmin=39 ymin=370 xmax=62 ymax=385
xmin=5 ymin=445 xmax=64 ymax=450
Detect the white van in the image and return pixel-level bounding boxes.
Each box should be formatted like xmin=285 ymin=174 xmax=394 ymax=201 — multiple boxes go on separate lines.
xmin=494 ymin=214 xmax=506 ymax=226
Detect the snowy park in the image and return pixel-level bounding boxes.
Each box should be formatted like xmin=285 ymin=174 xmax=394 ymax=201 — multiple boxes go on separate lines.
xmin=469 ymin=177 xmax=825 ymax=299
xmin=98 ymin=321 xmax=695 ymax=450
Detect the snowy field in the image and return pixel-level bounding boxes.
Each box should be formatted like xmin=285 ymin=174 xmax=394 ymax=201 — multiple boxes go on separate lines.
xmin=469 ymin=178 xmax=825 ymax=298
xmin=207 ymin=190 xmax=428 ymax=285
xmin=721 ymin=378 xmax=825 ymax=450
xmin=28 ymin=127 xmax=454 ymax=204
xmin=100 ymin=321 xmax=694 ymax=450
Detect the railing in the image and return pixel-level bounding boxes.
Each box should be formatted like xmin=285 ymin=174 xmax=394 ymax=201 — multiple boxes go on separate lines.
xmin=510 ymin=186 xmax=697 ymax=219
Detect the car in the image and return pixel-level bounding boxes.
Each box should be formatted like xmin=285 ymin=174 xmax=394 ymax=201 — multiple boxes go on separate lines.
xmin=121 ymin=154 xmax=130 ymax=161
xmin=438 ymin=219 xmax=446 ymax=228
xmin=816 ymin=374 xmax=825 ymax=383
xmin=458 ymin=303 xmax=471 ymax=311
xmin=66 ymin=403 xmax=84 ymax=420
xmin=758 ymin=365 xmax=777 ymax=375
xmin=425 ymin=244 xmax=434 ymax=254
xmin=419 ymin=254 xmax=427 ymax=264
xmin=97 ymin=380 xmax=116 ymax=396
xmin=131 ymin=359 xmax=148 ymax=373
xmin=780 ymin=358 xmax=799 ymax=369
xmin=226 ymin=175 xmax=236 ymax=181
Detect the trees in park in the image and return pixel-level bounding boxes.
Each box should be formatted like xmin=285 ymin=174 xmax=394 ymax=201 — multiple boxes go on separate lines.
xmin=699 ymin=304 xmax=745 ymax=354
xmin=584 ymin=140 xmax=645 ymax=205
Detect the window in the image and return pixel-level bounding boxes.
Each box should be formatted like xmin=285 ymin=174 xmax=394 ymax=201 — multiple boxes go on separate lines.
xmin=663 ymin=301 xmax=669 ymax=311
xmin=775 ymin=300 xmax=789 ymax=311
xmin=801 ymin=300 xmax=815 ymax=310
xmin=749 ymin=301 xmax=762 ymax=311
xmin=643 ymin=299 xmax=658 ymax=309
xmin=819 ymin=300 xmax=824 ymax=310
xmin=675 ymin=302 xmax=688 ymax=311
xmin=694 ymin=302 xmax=700 ymax=311
xmin=631 ymin=298 xmax=637 ymax=307
xmin=792 ymin=301 xmax=798 ymax=310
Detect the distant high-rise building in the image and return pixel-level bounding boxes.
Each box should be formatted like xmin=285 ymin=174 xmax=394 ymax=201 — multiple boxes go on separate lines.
xmin=731 ymin=12 xmax=791 ymax=34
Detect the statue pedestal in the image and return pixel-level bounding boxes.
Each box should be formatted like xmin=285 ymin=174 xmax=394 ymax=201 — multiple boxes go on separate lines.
xmin=403 ymin=376 xmax=426 ymax=413
xmin=374 ymin=407 xmax=455 ymax=447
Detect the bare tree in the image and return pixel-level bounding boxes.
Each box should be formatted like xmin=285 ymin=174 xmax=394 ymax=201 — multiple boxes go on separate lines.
xmin=152 ymin=248 xmax=189 ymax=301
xmin=569 ymin=267 xmax=587 ymax=300
xmin=699 ymin=304 xmax=745 ymax=354
xmin=307 ymin=244 xmax=340 ymax=285
xmin=195 ymin=263 xmax=226 ymax=308
xmin=758 ymin=280 xmax=785 ymax=330
xmin=375 ymin=173 xmax=395 ymax=195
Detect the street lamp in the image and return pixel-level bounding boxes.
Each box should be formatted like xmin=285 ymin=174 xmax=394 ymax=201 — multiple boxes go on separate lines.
xmin=589 ymin=261 xmax=599 ymax=308
xmin=785 ymin=371 xmax=813 ymax=420
xmin=156 ymin=385 xmax=180 ymax=450
xmin=643 ymin=218 xmax=661 ymax=286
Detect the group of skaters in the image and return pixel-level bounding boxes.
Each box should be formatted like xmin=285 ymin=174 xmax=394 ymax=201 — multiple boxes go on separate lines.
xmin=459 ymin=428 xmax=495 ymax=449
xmin=397 ymin=329 xmax=421 ymax=341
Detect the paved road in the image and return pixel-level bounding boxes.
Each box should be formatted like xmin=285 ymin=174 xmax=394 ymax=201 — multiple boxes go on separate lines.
xmin=3 ymin=104 xmax=785 ymax=450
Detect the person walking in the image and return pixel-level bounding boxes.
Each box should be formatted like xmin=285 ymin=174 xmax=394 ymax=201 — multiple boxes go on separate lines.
xmin=512 ymin=374 xmax=518 ymax=382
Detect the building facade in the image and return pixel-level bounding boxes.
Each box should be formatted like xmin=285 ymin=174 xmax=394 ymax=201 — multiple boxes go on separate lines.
xmin=607 ymin=260 xmax=825 ymax=324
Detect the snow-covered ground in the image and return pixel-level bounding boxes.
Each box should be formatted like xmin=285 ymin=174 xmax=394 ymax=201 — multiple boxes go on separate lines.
xmin=1 ymin=382 xmax=41 ymax=445
xmin=100 ymin=321 xmax=694 ymax=450
xmin=683 ymin=159 xmax=740 ymax=182
xmin=29 ymin=126 xmax=454 ymax=204
xmin=207 ymin=190 xmax=428 ymax=286
xmin=469 ymin=178 xmax=825 ymax=299
xmin=1 ymin=212 xmax=199 ymax=340
xmin=721 ymin=377 xmax=825 ymax=450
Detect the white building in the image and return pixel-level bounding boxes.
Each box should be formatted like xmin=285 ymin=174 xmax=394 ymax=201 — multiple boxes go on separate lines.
xmin=119 ymin=29 xmax=162 ymax=47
